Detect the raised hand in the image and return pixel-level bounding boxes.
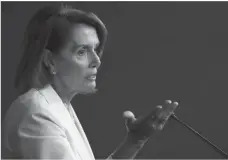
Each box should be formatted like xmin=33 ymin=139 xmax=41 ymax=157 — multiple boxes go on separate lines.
xmin=123 ymin=100 xmax=179 ymax=142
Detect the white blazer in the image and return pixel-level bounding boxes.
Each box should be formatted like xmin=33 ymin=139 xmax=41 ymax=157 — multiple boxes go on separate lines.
xmin=2 ymin=85 xmax=95 ymax=160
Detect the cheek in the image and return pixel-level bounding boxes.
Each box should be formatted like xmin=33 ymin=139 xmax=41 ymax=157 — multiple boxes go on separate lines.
xmin=71 ymin=64 xmax=85 ymax=82
xmin=59 ymin=59 xmax=88 ymax=82
xmin=55 ymin=52 xmax=90 ymax=85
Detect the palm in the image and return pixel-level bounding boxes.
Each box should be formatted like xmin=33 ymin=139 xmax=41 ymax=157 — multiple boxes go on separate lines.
xmin=124 ymin=100 xmax=179 ymax=141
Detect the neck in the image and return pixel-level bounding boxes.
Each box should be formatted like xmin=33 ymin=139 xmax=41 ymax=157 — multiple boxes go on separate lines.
xmin=31 ymin=71 xmax=78 ymax=105
xmin=51 ymin=78 xmax=78 ymax=106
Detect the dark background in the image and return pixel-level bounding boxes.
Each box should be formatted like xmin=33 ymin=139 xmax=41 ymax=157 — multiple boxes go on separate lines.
xmin=1 ymin=1 xmax=228 ymax=159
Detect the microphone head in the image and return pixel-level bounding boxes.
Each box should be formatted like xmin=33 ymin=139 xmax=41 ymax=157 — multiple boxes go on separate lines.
xmin=123 ymin=110 xmax=135 ymax=119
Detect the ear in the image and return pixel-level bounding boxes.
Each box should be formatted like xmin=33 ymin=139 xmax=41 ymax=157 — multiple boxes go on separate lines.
xmin=42 ymin=49 xmax=56 ymax=74
xmin=43 ymin=49 xmax=54 ymax=67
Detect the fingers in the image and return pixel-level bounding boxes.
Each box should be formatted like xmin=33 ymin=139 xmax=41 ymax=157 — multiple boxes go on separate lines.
xmin=157 ymin=100 xmax=179 ymax=130
xmin=124 ymin=100 xmax=179 ymax=134
xmin=145 ymin=105 xmax=163 ymax=122
xmin=151 ymin=100 xmax=179 ymax=131
xmin=157 ymin=100 xmax=178 ymax=120
xmin=145 ymin=100 xmax=178 ymax=122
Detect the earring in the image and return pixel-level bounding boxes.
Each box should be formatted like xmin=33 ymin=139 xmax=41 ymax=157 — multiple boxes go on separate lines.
xmin=52 ymin=70 xmax=56 ymax=75
xmin=50 ymin=67 xmax=56 ymax=75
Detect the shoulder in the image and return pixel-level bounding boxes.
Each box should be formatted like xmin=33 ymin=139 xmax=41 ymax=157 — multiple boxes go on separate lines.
xmin=6 ymin=89 xmax=49 ymax=118
xmin=3 ymin=89 xmax=45 ymax=125
xmin=17 ymin=88 xmax=48 ymax=109
xmin=3 ymin=88 xmax=66 ymax=146
xmin=3 ymin=88 xmax=63 ymax=132
xmin=2 ymin=89 xmax=69 ymax=158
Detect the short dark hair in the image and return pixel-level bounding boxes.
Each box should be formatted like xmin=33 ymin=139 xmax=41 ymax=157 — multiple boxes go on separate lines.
xmin=14 ymin=4 xmax=108 ymax=94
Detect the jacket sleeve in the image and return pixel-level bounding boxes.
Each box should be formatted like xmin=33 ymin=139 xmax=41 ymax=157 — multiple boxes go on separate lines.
xmin=14 ymin=108 xmax=80 ymax=160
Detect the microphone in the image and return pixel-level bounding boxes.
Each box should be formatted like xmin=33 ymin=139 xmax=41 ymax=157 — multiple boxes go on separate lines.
xmin=170 ymin=114 xmax=228 ymax=159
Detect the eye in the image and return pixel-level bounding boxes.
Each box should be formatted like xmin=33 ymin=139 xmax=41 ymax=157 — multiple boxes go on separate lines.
xmin=77 ymin=48 xmax=87 ymax=56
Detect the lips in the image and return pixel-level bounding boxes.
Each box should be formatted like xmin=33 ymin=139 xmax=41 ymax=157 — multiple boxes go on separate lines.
xmin=87 ymin=75 xmax=96 ymax=80
xmin=86 ymin=74 xmax=97 ymax=81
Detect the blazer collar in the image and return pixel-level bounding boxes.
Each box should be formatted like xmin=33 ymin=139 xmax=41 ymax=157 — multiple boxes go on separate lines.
xmin=35 ymin=84 xmax=95 ymax=159
xmin=37 ymin=84 xmax=66 ymax=107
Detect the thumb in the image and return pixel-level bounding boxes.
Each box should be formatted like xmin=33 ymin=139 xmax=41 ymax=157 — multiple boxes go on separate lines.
xmin=123 ymin=111 xmax=137 ymax=127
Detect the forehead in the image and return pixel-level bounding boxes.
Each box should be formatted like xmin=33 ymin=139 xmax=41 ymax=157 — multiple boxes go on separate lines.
xmin=69 ymin=23 xmax=99 ymax=47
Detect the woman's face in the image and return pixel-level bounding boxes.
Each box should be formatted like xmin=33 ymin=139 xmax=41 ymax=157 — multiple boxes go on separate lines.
xmin=54 ymin=23 xmax=101 ymax=94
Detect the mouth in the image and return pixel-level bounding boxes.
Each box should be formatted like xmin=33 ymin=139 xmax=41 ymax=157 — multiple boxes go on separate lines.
xmin=86 ymin=75 xmax=96 ymax=81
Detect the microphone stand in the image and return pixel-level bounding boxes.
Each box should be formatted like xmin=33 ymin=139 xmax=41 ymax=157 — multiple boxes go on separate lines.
xmin=170 ymin=114 xmax=228 ymax=159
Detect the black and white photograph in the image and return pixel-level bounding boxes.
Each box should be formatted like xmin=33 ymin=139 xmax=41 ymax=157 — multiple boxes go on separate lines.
xmin=1 ymin=1 xmax=228 ymax=159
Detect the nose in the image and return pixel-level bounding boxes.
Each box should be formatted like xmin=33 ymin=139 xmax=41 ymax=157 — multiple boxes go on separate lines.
xmin=89 ymin=51 xmax=101 ymax=69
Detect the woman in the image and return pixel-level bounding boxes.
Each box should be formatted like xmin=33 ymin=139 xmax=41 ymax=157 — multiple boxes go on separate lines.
xmin=2 ymin=4 xmax=179 ymax=159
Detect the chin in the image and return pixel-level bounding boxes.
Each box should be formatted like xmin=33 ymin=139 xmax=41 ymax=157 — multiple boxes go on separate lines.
xmin=79 ymin=88 xmax=98 ymax=95
xmin=79 ymin=83 xmax=98 ymax=95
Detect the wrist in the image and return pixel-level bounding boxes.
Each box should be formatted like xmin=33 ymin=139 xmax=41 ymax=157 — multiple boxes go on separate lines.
xmin=125 ymin=132 xmax=149 ymax=147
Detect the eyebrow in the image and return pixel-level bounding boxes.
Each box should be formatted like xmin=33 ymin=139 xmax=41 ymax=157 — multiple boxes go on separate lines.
xmin=76 ymin=43 xmax=100 ymax=50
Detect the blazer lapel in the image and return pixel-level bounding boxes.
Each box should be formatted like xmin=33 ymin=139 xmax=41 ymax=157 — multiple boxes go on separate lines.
xmin=68 ymin=104 xmax=95 ymax=160
xmin=37 ymin=85 xmax=94 ymax=160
